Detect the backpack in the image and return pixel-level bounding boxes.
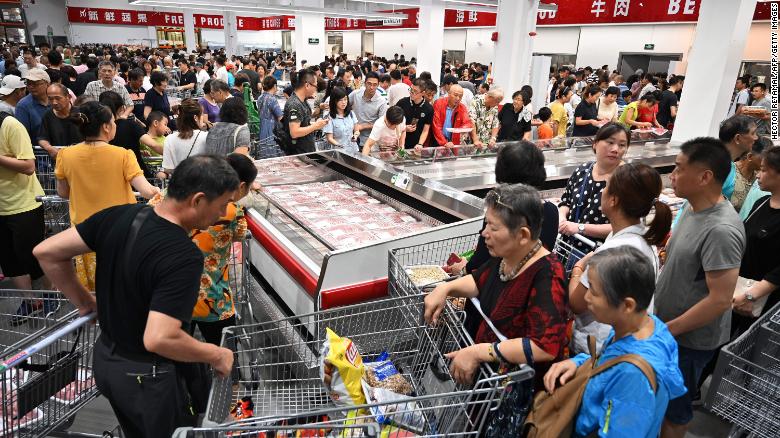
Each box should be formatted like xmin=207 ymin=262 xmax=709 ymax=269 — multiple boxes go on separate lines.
xmin=523 ymin=336 xmax=657 ymax=438
xmin=274 ymin=108 xmax=293 ymax=153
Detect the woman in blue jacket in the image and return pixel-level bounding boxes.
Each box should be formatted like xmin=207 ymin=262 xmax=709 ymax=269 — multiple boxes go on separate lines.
xmin=544 ymin=246 xmax=686 ymax=437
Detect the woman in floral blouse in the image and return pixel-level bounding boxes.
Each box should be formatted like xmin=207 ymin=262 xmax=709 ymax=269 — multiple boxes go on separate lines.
xmin=150 ymin=153 xmax=257 ymax=345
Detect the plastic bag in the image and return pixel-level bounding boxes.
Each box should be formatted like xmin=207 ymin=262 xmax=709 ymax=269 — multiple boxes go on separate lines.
xmin=361 ymin=380 xmax=426 ymax=436
xmin=320 ymin=328 xmax=367 ymax=409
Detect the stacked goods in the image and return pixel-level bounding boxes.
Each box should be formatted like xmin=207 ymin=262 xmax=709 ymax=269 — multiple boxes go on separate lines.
xmin=264 ymin=181 xmax=432 ymax=248
xmin=255 ymin=158 xmax=330 ymax=186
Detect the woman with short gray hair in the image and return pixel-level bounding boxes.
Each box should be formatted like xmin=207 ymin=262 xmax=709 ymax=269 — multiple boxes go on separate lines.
xmin=544 ymin=246 xmax=685 ymax=438
xmin=424 ymin=183 xmax=568 ymax=389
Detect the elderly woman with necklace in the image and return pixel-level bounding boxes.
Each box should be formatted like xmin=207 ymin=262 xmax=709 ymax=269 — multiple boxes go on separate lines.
xmin=424 ymin=183 xmax=569 ymax=388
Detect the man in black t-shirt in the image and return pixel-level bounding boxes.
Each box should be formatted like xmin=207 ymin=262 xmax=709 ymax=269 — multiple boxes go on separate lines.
xmin=396 ymin=78 xmax=433 ymax=149
xmin=284 ymin=70 xmax=328 ymax=154
xmin=125 ymin=68 xmax=146 ymax=123
xmin=38 ymin=83 xmax=82 ymax=155
xmin=176 ymin=60 xmax=197 ymax=94
xmin=33 ymin=156 xmax=237 ymax=438
xmin=657 ymin=76 xmax=683 ymax=129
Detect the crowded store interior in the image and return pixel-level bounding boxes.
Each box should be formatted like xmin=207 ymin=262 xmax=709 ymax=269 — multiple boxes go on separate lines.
xmin=0 ymin=0 xmax=778 ymax=437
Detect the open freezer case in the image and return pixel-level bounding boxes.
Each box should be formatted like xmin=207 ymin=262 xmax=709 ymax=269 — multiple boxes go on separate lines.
xmin=370 ymin=129 xmax=676 ymax=195
xmin=246 ymin=150 xmax=485 ymax=316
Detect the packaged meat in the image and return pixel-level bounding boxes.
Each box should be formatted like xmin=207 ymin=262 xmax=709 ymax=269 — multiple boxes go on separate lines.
xmin=332 ymin=204 xmax=368 ymax=216
xmin=365 ymin=204 xmax=399 ymax=215
xmin=323 ymin=224 xmax=366 ymax=238
xmin=387 ymin=212 xmax=419 ymax=224
xmin=52 ymin=368 xmax=95 ymax=405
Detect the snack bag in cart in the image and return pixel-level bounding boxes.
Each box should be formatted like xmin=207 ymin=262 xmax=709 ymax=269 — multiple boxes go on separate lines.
xmin=321 ymin=328 xmax=367 ymax=417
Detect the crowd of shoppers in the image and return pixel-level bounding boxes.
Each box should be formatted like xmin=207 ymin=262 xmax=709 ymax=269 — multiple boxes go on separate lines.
xmin=0 ymin=41 xmax=777 ymax=438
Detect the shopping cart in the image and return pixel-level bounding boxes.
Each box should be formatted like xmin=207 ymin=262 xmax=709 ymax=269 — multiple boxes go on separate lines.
xmin=0 ymin=302 xmax=100 ymax=438
xmin=249 ymin=136 xmax=285 ymax=160
xmin=33 ymin=147 xmax=57 ymax=196
xmin=0 ymin=290 xmax=75 ymax=356
xmin=197 ymin=293 xmax=533 ymax=436
xmin=552 ymin=233 xmax=598 ymax=277
xmin=705 ymin=301 xmax=780 ymax=437
xmin=142 ymin=157 xmax=168 ymax=189
xmin=35 ymin=195 xmax=70 ymax=237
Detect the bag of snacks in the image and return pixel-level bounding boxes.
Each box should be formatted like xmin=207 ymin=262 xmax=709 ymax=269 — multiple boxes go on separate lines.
xmin=364 ymin=353 xmax=413 ymax=396
xmin=320 ymin=328 xmax=367 ymax=409
xmin=361 ymin=380 xmax=426 ymax=435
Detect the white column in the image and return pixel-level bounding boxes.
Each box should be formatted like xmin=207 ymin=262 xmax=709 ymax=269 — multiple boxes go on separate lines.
xmin=492 ymin=0 xmax=539 ymax=103
xmin=530 ymin=55 xmax=551 ymax=114
xmin=416 ymin=0 xmax=445 ymax=82
xmin=294 ymin=13 xmax=326 ymax=71
xmin=183 ymin=9 xmax=197 ymax=54
xmin=671 ymin=0 xmax=758 ymax=143
xmin=223 ymin=11 xmax=239 ymax=57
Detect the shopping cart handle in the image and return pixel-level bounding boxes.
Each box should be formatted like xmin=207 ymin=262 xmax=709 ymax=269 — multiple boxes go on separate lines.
xmin=0 ymin=313 xmax=96 ymax=372
xmin=571 ymin=233 xmax=598 ymax=249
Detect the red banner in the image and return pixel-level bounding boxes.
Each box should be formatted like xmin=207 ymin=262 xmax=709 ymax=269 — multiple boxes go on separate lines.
xmin=238 ymin=15 xmax=295 ymax=31
xmin=193 ymin=14 xmax=224 ymax=29
xmin=67 ymin=7 xmax=184 ymax=27
xmin=69 ymin=1 xmax=773 ymax=31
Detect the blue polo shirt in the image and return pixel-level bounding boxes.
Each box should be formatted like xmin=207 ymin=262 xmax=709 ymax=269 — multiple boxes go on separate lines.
xmin=15 ymin=94 xmax=50 ymax=145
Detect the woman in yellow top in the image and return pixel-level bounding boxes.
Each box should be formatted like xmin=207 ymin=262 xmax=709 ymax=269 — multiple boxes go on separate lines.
xmin=549 ymin=86 xmax=574 ymax=137
xmin=148 ymin=153 xmax=256 ymax=345
xmin=618 ymin=91 xmax=660 ymax=130
xmin=54 ymin=101 xmax=160 ymax=290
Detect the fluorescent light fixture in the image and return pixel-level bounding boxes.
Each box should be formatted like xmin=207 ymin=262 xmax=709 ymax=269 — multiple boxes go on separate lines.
xmin=354 ymin=1 xmax=497 ymax=12
xmin=130 ymin=1 xmax=409 ymax=19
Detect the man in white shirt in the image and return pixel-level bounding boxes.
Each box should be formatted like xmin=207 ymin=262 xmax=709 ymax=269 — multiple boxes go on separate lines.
xmin=215 ymin=56 xmax=229 ymax=83
xmin=387 ymin=70 xmax=410 ymax=106
xmin=440 ymin=75 xmax=473 ymax=107
xmin=729 ymin=76 xmax=750 ymax=118
xmin=195 ymin=63 xmax=210 ymax=90
xmin=18 ymin=49 xmax=39 ymax=78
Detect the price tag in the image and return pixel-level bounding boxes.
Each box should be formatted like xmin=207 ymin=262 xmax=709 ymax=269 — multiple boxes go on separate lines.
xmin=392 ymin=173 xmax=412 ymax=190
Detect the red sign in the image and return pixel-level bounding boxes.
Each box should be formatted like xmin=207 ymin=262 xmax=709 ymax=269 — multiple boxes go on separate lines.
xmin=444 ymin=9 xmax=496 ymax=27
xmin=754 ymin=1 xmax=780 ymax=20
xmin=536 ymin=0 xmax=699 ymax=25
xmin=194 ymin=14 xmax=224 ymax=29
xmin=67 ymin=7 xmax=184 ymax=27
xmin=238 ymin=15 xmax=296 ymax=31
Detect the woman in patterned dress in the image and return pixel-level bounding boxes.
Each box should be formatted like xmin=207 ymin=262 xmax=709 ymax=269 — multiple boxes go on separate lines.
xmin=557 ymin=123 xmax=630 ymax=254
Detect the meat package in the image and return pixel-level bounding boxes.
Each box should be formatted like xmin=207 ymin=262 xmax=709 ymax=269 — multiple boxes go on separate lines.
xmin=263 ymin=181 xmax=433 ymax=249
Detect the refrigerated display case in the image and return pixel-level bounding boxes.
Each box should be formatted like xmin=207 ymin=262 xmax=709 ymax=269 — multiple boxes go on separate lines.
xmin=370 ymin=129 xmax=676 ymax=195
xmin=245 ymin=150 xmax=485 ymax=316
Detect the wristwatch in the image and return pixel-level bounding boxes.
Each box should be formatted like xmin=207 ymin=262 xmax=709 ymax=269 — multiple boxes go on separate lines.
xmin=745 ymin=292 xmax=756 ymax=302
xmin=578 ymin=223 xmax=585 ymax=233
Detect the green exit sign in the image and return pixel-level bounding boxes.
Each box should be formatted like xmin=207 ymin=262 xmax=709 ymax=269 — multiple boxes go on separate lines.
xmin=308 ymin=38 xmax=320 ymax=45
xmin=644 ymin=43 xmax=655 ymax=50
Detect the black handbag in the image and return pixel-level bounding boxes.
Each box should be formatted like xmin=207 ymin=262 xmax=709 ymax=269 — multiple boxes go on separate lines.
xmin=483 ymin=338 xmax=535 ymax=437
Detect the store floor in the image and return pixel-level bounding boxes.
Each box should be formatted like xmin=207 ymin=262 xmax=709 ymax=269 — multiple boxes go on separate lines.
xmin=62 ymin=393 xmax=732 ymax=437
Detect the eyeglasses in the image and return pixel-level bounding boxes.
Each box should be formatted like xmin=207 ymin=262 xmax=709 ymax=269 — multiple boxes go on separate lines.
xmin=485 ymin=189 xmax=514 ymax=213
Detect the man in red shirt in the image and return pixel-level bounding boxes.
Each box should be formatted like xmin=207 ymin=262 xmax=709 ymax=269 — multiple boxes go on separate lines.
xmin=431 ymin=84 xmax=481 ymax=147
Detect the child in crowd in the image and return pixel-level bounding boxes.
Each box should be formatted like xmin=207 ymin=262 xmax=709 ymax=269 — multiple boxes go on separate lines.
xmin=536 ymin=107 xmax=554 ymax=140
xmin=139 ymin=111 xmax=168 ymax=157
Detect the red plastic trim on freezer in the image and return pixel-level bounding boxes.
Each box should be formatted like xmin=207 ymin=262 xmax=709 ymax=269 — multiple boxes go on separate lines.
xmin=246 ymin=216 xmax=319 ymax=294
xmin=319 ymin=278 xmax=389 ymax=310
xmin=246 ymin=216 xmax=390 ymax=309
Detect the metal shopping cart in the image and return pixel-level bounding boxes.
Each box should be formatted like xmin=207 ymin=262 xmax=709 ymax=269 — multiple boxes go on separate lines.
xmin=552 ymin=233 xmax=598 ymax=277
xmin=33 ymin=147 xmax=58 ymax=196
xmin=705 ymin=301 xmax=780 ymax=437
xmin=35 ymin=195 xmax=70 ymax=238
xmin=249 ymin=136 xmax=285 ymax=160
xmin=192 ymin=293 xmax=532 ymax=437
xmin=0 ymin=290 xmax=100 ymax=438
xmin=142 ymin=157 xmax=168 ymax=190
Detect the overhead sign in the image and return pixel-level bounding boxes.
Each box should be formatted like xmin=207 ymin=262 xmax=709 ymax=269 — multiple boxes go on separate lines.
xmin=644 ymin=43 xmax=655 ymax=50
xmin=67 ymin=7 xmax=184 ymax=26
xmin=308 ymin=37 xmax=320 ymax=44
xmin=69 ymin=1 xmax=772 ymax=31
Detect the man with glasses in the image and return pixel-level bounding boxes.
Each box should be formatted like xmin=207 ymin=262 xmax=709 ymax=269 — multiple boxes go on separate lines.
xmin=387 ymin=70 xmax=410 ymax=106
xmin=16 ymin=68 xmax=50 ymax=145
xmin=349 ymin=71 xmax=388 ymax=145
xmin=396 ymin=78 xmax=433 ymax=151
xmin=84 ymin=61 xmax=134 ymax=118
xmin=283 ymin=70 xmax=328 ymax=155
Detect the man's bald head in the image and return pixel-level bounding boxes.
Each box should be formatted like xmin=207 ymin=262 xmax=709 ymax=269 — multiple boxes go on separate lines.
xmin=447 ymin=84 xmax=464 ymax=107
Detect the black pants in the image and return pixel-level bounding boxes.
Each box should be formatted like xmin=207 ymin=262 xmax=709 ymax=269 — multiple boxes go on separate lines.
xmin=189 ymin=315 xmax=237 ymax=346
xmin=93 ymin=336 xmax=196 ymax=438
xmin=0 ymin=206 xmax=45 ymax=279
